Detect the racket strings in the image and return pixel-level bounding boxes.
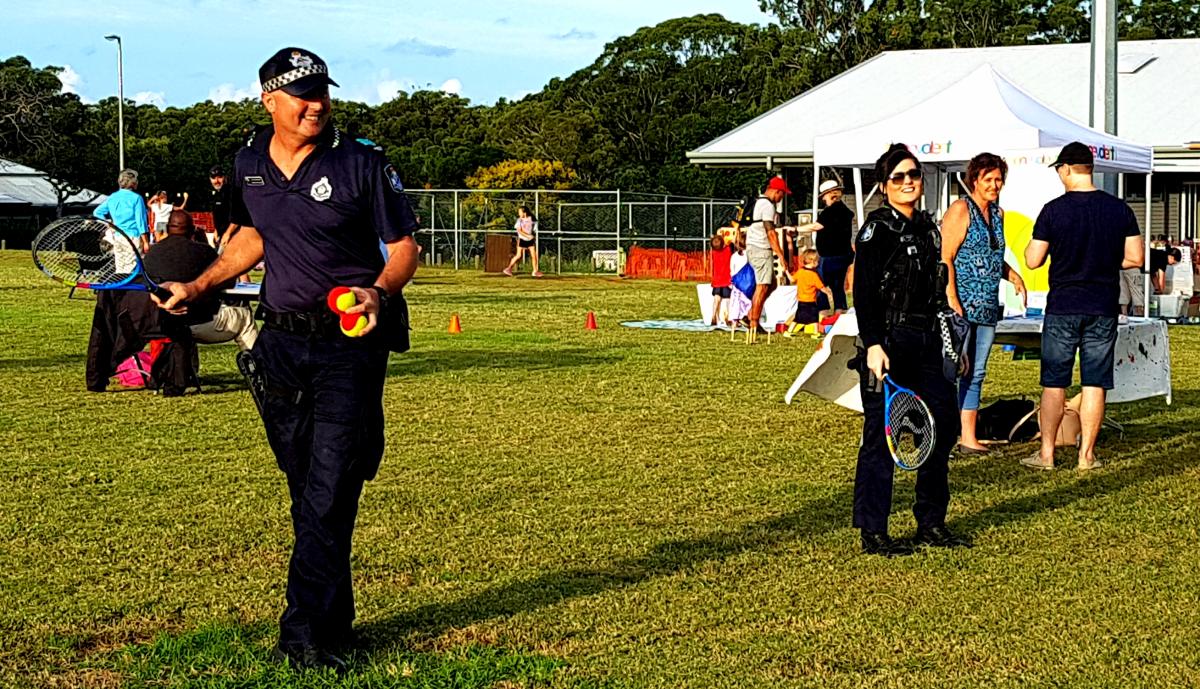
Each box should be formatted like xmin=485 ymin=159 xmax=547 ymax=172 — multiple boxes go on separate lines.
xmin=887 ymin=393 xmax=936 ymax=467
xmin=34 ymin=219 xmax=133 ymax=285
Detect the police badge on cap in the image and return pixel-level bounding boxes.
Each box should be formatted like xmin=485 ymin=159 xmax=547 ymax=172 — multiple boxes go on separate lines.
xmin=259 ymin=47 xmax=339 ymax=97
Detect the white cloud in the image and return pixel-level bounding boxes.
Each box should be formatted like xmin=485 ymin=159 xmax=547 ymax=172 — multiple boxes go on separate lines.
xmin=58 ymin=65 xmax=84 ymax=95
xmin=438 ymin=78 xmax=462 ymax=95
xmin=368 ymin=68 xmax=418 ymax=104
xmin=133 ymin=91 xmax=166 ymax=107
xmin=208 ymin=81 xmax=261 ymax=103
xmin=376 ymin=79 xmax=408 ymax=103
xmin=57 ymin=64 xmax=97 ymax=104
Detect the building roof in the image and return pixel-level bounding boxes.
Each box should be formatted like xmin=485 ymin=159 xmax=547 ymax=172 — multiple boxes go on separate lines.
xmin=688 ymin=39 xmax=1200 ymax=171
xmin=0 ymin=159 xmax=106 ymax=208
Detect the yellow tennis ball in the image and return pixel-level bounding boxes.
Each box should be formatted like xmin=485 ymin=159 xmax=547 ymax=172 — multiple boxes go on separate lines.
xmin=335 ymin=291 xmax=357 ymax=312
xmin=340 ymin=312 xmax=368 ymax=337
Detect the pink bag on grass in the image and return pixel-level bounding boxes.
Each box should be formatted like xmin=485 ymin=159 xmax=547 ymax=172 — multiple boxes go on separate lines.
xmin=115 ymin=351 xmax=152 ymax=388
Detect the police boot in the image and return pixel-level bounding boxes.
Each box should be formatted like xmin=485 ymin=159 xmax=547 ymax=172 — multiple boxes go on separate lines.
xmin=913 ymin=525 xmax=973 ymax=549
xmin=860 ymin=531 xmax=913 ymax=557
xmin=272 ymin=643 xmax=349 ymax=675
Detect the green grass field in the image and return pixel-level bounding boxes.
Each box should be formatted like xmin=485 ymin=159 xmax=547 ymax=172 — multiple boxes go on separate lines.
xmin=2 ymin=250 xmax=1198 ymax=688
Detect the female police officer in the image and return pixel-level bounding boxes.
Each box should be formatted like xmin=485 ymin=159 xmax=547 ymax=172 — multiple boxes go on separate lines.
xmin=157 ymin=48 xmax=420 ymax=672
xmin=852 ymin=144 xmax=969 ymax=556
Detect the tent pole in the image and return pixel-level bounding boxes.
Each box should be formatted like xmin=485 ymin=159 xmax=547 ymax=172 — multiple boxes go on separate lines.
xmin=852 ymin=167 xmax=865 ymax=230
xmin=812 ymin=161 xmax=820 ymax=218
xmin=1144 ymin=172 xmax=1153 ymax=317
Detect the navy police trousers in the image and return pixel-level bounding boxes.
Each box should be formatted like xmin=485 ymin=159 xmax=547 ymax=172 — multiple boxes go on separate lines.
xmin=853 ymin=325 xmax=959 ymax=533
xmin=252 ymin=327 xmax=388 ymax=651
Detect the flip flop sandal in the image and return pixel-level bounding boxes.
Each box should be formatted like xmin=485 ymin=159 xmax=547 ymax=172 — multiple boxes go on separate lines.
xmin=1020 ymin=453 xmax=1054 ymax=471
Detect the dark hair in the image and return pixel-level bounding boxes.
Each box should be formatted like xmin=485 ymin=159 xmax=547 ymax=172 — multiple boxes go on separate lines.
xmin=518 ymin=205 xmax=537 ymax=223
xmin=965 ymin=152 xmax=1008 ymax=191
xmin=1169 ymin=248 xmax=1183 ymax=261
xmin=874 ymin=144 xmax=920 ymax=196
xmin=711 ymin=234 xmax=725 ymax=250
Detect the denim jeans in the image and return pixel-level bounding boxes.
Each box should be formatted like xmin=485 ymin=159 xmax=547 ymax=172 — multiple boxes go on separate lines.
xmin=957 ymin=322 xmax=996 ymax=411
xmin=817 ymin=254 xmax=852 ymax=311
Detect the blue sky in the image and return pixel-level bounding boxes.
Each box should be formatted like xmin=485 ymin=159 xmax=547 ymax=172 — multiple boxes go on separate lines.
xmin=2 ymin=0 xmax=770 ymax=108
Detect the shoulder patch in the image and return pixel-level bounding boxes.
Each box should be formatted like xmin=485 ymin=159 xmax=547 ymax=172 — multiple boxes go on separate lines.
xmin=384 ymin=164 xmax=405 ymax=193
xmin=857 ymin=223 xmax=876 ymax=243
xmin=355 ymin=137 xmax=384 ymax=151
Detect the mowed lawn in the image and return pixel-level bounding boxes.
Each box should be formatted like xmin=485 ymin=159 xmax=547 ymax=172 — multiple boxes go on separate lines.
xmin=1 ymin=250 xmax=1198 ymax=689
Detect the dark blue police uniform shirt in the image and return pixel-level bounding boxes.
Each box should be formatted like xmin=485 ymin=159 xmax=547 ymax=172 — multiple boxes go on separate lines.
xmin=230 ymin=124 xmax=418 ymax=312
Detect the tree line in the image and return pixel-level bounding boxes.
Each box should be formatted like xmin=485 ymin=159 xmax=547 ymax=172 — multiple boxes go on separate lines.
xmin=2 ymin=2 xmax=1197 ymax=213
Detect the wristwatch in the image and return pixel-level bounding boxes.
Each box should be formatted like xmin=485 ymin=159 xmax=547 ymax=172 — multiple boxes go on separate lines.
xmin=371 ymin=285 xmax=390 ymax=310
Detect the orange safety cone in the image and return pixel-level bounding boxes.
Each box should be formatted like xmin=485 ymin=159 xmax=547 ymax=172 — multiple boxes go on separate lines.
xmin=448 ymin=313 xmax=462 ymax=334
xmin=585 ymin=311 xmax=598 ymax=330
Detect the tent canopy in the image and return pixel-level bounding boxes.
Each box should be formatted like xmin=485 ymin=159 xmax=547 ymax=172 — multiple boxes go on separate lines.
xmin=812 ymin=65 xmax=1153 ymax=173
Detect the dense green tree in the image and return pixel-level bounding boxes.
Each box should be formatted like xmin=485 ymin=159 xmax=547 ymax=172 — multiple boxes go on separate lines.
xmin=3 ymin=2 xmax=1200 ymax=208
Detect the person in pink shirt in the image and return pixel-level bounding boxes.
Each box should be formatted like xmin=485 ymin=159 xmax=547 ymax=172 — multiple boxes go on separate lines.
xmin=503 ymin=206 xmax=543 ymax=277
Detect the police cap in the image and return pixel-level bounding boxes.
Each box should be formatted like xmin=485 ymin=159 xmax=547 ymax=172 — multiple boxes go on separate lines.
xmin=259 ymin=47 xmax=339 ymax=97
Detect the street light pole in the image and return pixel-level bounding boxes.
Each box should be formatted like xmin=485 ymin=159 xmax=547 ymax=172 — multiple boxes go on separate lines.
xmin=104 ymin=34 xmax=125 ymax=172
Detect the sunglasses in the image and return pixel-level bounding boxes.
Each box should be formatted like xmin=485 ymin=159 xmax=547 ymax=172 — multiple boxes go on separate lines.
xmin=888 ymin=168 xmax=923 ymax=184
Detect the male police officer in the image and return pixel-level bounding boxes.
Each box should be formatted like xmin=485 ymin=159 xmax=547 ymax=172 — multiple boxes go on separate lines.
xmin=158 ymin=48 xmax=419 ymax=672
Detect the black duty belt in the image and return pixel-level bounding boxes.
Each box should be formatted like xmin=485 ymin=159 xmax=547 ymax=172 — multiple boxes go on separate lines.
xmin=888 ymin=311 xmax=934 ymax=329
xmin=257 ymin=305 xmax=341 ymax=338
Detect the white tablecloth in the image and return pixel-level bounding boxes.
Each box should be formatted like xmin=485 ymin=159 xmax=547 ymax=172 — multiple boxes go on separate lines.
xmin=785 ymin=311 xmax=1171 ymax=412
xmin=696 ymin=283 xmax=798 ymax=325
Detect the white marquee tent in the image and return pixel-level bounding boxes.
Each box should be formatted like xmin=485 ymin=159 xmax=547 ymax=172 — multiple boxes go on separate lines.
xmin=809 ymin=64 xmax=1157 ymax=314
xmin=812 ymin=64 xmax=1153 ymax=172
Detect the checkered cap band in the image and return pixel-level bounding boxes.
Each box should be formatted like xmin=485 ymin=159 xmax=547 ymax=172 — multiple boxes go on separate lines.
xmin=262 ymin=64 xmax=329 ymax=93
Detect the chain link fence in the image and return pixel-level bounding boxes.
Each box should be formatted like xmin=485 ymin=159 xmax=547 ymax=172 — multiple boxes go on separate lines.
xmin=405 ymin=189 xmax=740 ymax=274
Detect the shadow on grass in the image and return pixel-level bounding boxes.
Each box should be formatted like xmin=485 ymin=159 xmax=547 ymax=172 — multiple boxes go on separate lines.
xmin=360 ymin=487 xmax=854 ymax=650
xmin=76 ymin=391 xmax=1200 ymax=686
xmin=360 ymin=424 xmax=1199 ymax=651
xmin=97 ymin=621 xmax=568 ymax=688
xmin=419 ymin=294 xmax=575 ymax=305
xmin=387 ymin=347 xmax=623 ymax=378
xmin=0 ymin=352 xmax=87 ymax=370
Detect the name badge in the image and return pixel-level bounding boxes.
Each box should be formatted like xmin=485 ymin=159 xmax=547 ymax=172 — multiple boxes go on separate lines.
xmin=244 ymin=176 xmax=265 ymax=186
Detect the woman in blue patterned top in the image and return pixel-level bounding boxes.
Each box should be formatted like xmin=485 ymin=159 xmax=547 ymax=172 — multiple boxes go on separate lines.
xmin=941 ymin=153 xmax=1027 ymax=454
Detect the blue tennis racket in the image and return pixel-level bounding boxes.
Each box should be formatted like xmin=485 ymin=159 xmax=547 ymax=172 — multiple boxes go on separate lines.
xmin=882 ymin=374 xmax=937 ymax=471
xmin=32 ymin=216 xmax=171 ymax=300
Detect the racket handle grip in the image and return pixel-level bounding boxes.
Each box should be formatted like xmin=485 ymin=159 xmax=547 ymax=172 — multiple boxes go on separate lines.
xmin=152 ymin=285 xmax=175 ymax=302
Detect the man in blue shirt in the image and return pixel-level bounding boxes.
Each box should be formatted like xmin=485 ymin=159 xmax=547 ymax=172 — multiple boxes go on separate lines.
xmin=1024 ymin=142 xmax=1143 ymax=472
xmin=92 ymin=169 xmax=150 ymax=253
xmin=157 ymin=47 xmax=419 ymax=674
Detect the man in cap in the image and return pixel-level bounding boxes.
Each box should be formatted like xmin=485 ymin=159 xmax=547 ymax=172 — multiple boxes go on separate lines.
xmin=813 ymin=179 xmax=853 ymax=311
xmin=157 ymin=47 xmax=420 ymax=672
xmin=207 ymin=166 xmax=233 ymax=247
xmin=744 ymin=176 xmax=792 ymax=333
xmin=1023 ymin=142 xmax=1143 ymax=472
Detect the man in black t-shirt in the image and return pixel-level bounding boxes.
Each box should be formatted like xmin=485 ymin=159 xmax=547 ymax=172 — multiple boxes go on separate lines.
xmin=813 ymin=179 xmax=854 ymax=310
xmin=144 ymin=210 xmax=258 ymax=349
xmin=1149 ymin=247 xmax=1181 ymax=294
xmin=1023 ymin=142 xmax=1143 ymax=472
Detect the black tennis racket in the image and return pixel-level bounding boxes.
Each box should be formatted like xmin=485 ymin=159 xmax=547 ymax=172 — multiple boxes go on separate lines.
xmin=882 ymin=374 xmax=937 ymax=471
xmin=31 ymin=216 xmax=171 ymax=300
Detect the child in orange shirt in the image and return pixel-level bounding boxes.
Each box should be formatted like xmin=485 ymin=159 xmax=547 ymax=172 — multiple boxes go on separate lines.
xmin=787 ymin=249 xmax=834 ymax=330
